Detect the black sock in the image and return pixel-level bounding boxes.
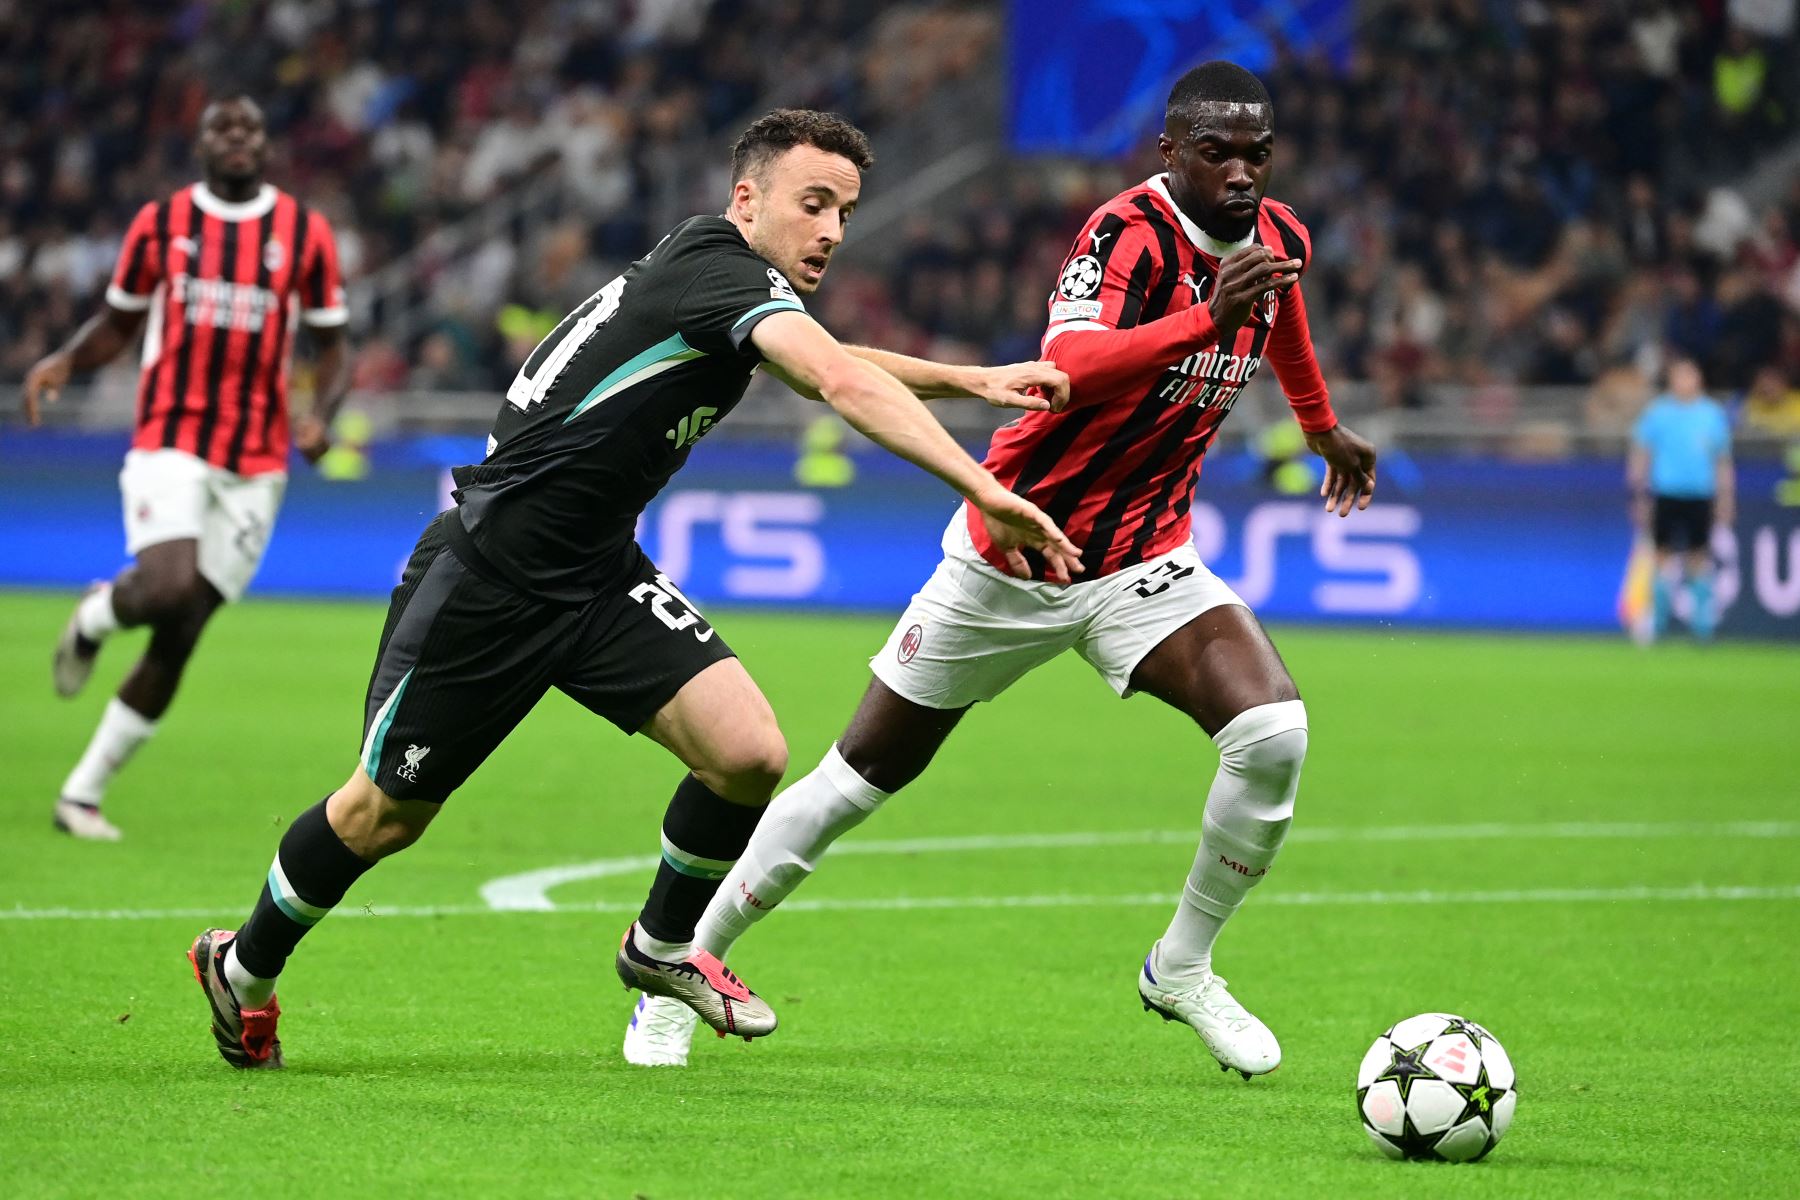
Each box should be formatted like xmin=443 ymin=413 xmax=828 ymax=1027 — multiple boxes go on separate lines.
xmin=638 ymin=774 xmax=765 ymax=944
xmin=233 ymin=797 xmax=373 ymax=979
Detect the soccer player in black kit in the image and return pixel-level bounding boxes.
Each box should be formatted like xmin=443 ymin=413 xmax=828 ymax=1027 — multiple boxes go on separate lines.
xmin=186 ymin=109 xmax=1082 ymax=1068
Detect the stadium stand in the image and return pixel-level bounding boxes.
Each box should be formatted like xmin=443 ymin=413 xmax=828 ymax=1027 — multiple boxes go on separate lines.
xmin=3 ymin=0 xmax=1799 ymax=435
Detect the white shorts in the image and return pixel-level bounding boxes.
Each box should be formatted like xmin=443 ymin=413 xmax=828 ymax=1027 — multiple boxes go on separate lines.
xmin=120 ymin=448 xmax=285 ymax=602
xmin=871 ymin=516 xmax=1247 ymax=710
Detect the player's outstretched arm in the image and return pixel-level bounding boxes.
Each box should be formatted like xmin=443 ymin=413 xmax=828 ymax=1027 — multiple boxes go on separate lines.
xmin=842 ymin=346 xmax=1069 ymax=412
xmin=753 ymin=310 xmax=1084 ymax=581
xmin=21 ymin=305 xmax=145 ymax=426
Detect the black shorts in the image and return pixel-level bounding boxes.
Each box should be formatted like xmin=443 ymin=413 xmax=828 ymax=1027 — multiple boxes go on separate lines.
xmin=1652 ymin=496 xmax=1714 ymax=552
xmin=359 ymin=514 xmax=735 ymax=802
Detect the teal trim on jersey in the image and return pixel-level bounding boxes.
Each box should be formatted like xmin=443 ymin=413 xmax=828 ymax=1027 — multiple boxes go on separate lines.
xmin=360 ymin=667 xmax=413 ymax=779
xmin=564 ymin=333 xmax=707 ymax=424
xmin=731 ymin=299 xmax=806 ymax=330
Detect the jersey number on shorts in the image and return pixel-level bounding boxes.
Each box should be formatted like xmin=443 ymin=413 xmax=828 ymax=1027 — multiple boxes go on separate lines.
xmin=505 ymin=274 xmax=628 ymax=411
xmin=630 ymin=572 xmax=715 ymax=642
xmin=1132 ymin=560 xmax=1196 ymax=599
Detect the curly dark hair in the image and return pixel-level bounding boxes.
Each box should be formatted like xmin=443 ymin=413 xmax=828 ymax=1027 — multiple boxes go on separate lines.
xmin=729 ymin=108 xmax=874 ymax=184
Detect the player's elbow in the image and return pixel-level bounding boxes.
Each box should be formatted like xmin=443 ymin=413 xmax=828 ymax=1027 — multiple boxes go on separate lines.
xmin=102 ymin=305 xmax=146 ymax=341
xmin=816 ymin=357 xmax=885 ymax=416
xmin=1039 ymin=335 xmax=1117 ymax=402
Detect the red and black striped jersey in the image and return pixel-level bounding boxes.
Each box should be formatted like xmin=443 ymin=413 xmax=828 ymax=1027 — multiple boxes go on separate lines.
xmin=966 ymin=174 xmax=1335 ymax=580
xmin=106 ymin=183 xmax=346 ymax=476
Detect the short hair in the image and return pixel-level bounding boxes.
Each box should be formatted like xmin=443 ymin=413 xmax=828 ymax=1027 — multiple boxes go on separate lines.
xmin=200 ymin=92 xmax=264 ymax=121
xmin=730 ymin=109 xmax=874 ymax=185
xmin=1166 ymin=61 xmax=1273 ymax=127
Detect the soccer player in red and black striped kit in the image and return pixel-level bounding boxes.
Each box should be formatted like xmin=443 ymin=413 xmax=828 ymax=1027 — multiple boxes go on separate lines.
xmin=22 ymin=95 xmax=350 ymax=841
xmin=622 ymin=62 xmax=1381 ymax=1074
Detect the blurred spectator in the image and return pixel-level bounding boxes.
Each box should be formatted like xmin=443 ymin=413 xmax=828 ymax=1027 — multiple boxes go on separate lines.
xmin=1741 ymin=364 xmax=1800 ymax=435
xmin=807 ymin=0 xmax=1800 ymax=419
xmin=0 ymin=0 xmax=905 ymax=392
xmin=408 ymin=331 xmax=480 ymax=393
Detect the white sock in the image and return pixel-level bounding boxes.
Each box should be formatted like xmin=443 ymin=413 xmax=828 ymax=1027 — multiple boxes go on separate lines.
xmin=224 ymin=941 xmax=277 ymax=1010
xmin=1155 ymin=700 xmax=1308 ymax=983
xmin=633 ymin=926 xmax=694 ymax=962
xmin=76 ymin=584 xmax=120 ymax=642
xmin=695 ymin=744 xmax=889 ymax=959
xmin=60 ymin=698 xmax=157 ymax=805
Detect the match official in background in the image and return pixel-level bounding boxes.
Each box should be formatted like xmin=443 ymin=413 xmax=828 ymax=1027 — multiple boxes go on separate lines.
xmin=1629 ymin=358 xmax=1734 ymax=641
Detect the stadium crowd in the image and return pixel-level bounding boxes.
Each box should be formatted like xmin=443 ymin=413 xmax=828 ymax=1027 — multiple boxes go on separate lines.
xmin=4 ymin=0 xmax=1800 ymax=437
xmin=810 ymin=0 xmax=1800 ymax=435
xmin=0 ymin=0 xmax=972 ymax=387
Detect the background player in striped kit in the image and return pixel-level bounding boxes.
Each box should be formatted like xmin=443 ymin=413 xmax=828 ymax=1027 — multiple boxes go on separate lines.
xmin=21 ymin=95 xmax=350 ymax=841
xmin=624 ymin=62 xmax=1379 ymax=1075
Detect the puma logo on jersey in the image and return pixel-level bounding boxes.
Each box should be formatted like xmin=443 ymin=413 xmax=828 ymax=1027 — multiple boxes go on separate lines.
xmin=1088 ymin=228 xmax=1111 ymax=253
xmin=666 ymin=406 xmax=719 ymax=449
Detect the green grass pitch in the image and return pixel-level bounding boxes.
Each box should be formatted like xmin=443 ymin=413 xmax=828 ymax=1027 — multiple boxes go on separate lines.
xmin=2 ymin=590 xmax=1796 ymax=1198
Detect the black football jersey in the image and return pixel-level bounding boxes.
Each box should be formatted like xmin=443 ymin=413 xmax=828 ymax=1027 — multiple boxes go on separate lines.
xmin=449 ymin=216 xmax=807 ymax=600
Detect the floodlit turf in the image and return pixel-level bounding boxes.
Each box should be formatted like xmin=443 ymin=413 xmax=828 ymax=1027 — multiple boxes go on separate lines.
xmin=1 ymin=589 xmax=1796 ymax=1199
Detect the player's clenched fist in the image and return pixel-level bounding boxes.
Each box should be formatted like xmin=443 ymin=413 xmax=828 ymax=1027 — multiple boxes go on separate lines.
xmin=1208 ymin=246 xmax=1301 ymax=336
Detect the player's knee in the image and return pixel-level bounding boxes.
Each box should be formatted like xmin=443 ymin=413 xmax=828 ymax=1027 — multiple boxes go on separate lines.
xmin=137 ymin=568 xmax=212 ymax=624
xmin=1217 ymin=701 xmax=1309 ymax=791
xmin=1248 ymin=725 xmax=1308 ymax=783
xmin=704 ymin=734 xmax=788 ymax=803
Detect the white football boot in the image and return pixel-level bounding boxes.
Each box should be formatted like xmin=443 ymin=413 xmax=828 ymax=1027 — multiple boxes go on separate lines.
xmin=53 ymin=583 xmax=106 ymax=698
xmin=53 ymin=798 xmax=122 ymax=842
xmin=622 ymin=994 xmax=699 ymax=1067
xmin=613 ymin=923 xmax=777 ymax=1041
xmin=1138 ymin=941 xmax=1280 ymax=1079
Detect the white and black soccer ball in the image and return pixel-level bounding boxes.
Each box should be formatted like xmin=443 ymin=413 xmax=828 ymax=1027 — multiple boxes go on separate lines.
xmin=1356 ymin=1012 xmax=1516 ymax=1162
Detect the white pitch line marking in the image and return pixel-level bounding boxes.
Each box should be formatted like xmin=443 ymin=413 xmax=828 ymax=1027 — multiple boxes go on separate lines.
xmin=5 ymin=884 xmax=1799 ymax=922
xmin=8 ymin=821 xmax=1798 ymax=923
xmin=477 ymin=820 xmax=1800 ymax=912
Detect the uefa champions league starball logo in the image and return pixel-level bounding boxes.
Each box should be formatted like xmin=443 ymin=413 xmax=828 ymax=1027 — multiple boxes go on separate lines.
xmin=1059 ymin=255 xmax=1103 ymax=300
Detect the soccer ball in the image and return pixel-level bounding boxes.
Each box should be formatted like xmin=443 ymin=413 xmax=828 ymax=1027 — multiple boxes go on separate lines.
xmin=1356 ymin=1012 xmax=1516 ymax=1162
